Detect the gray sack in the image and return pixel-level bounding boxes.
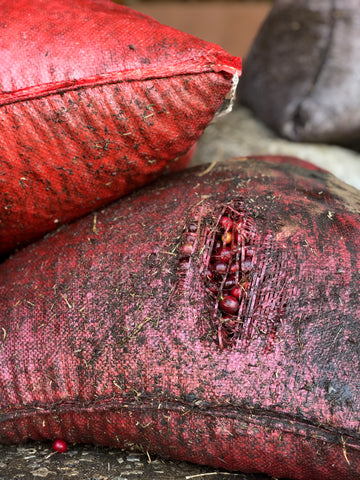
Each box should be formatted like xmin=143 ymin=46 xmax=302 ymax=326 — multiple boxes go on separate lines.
xmin=238 ymin=0 xmax=360 ymax=149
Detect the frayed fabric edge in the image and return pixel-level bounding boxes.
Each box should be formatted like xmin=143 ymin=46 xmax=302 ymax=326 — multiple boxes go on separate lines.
xmin=214 ymin=71 xmax=240 ymax=120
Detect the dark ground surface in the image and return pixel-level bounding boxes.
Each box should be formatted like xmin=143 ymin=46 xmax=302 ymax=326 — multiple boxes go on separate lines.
xmin=0 ymin=442 xmax=280 ymax=480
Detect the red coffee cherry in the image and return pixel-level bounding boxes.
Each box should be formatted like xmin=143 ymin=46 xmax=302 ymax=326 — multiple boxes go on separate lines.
xmin=231 ymin=280 xmax=250 ymax=299
xmin=180 ymin=243 xmax=193 ymax=255
xmin=223 ymin=275 xmax=236 ymax=290
xmin=230 ymin=286 xmax=242 ymax=299
xmin=229 ymin=262 xmax=239 ymax=274
xmin=219 ymin=295 xmax=239 ymax=315
xmin=212 ymin=261 xmax=228 ymax=275
xmin=242 ymin=258 xmax=252 ymax=272
xmin=52 ymin=439 xmax=68 ymax=453
xmin=219 ymin=216 xmax=233 ymax=231
xmin=214 ymin=246 xmax=232 ymax=263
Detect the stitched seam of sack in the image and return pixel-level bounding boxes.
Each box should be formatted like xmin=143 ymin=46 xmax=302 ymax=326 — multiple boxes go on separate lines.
xmin=290 ymin=0 xmax=336 ymax=139
xmin=0 ymin=59 xmax=241 ymax=108
xmin=1 ymin=399 xmax=359 ymax=446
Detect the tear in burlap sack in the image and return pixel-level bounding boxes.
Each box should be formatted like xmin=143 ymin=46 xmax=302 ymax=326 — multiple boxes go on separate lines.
xmin=0 ymin=0 xmax=241 ymax=255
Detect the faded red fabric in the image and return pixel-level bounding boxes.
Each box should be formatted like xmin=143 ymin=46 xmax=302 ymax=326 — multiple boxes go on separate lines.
xmin=0 ymin=0 xmax=241 ymax=255
xmin=0 ymin=156 xmax=359 ymax=480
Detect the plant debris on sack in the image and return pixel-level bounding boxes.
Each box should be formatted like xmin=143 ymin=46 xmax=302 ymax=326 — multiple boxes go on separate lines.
xmin=0 ymin=156 xmax=359 ymax=480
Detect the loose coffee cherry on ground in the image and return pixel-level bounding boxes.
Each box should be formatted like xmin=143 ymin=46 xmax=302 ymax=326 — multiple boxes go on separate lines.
xmin=219 ymin=295 xmax=239 ymax=315
xmin=52 ymin=438 xmax=68 ymax=453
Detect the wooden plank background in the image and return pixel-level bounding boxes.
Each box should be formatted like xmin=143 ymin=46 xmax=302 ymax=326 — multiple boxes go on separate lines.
xmin=125 ymin=1 xmax=272 ymax=57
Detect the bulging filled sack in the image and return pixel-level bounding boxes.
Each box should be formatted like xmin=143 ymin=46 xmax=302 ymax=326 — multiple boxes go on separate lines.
xmin=0 ymin=156 xmax=359 ymax=480
xmin=239 ymin=0 xmax=360 ymax=149
xmin=0 ymin=0 xmax=241 ymax=255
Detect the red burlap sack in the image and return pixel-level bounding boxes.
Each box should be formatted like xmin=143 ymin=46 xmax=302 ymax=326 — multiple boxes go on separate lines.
xmin=0 ymin=156 xmax=359 ymax=480
xmin=0 ymin=0 xmax=241 ymax=256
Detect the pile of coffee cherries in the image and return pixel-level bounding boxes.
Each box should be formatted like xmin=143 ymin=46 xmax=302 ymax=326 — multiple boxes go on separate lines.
xmin=178 ymin=210 xmax=255 ymax=349
xmin=202 ymin=213 xmax=255 ymax=349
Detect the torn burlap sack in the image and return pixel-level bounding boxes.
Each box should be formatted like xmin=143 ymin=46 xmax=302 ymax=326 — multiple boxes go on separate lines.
xmin=0 ymin=156 xmax=359 ymax=480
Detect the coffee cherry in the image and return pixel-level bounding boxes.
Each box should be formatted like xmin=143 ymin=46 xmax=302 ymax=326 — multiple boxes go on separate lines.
xmin=180 ymin=243 xmax=193 ymax=255
xmin=230 ymin=286 xmax=242 ymax=299
xmin=219 ymin=216 xmax=233 ymax=231
xmin=229 ymin=262 xmax=239 ymax=274
xmin=188 ymin=223 xmax=197 ymax=233
xmin=214 ymin=246 xmax=232 ymax=263
xmin=213 ymin=238 xmax=223 ymax=250
xmin=219 ymin=295 xmax=239 ymax=314
xmin=242 ymin=258 xmax=252 ymax=272
xmin=212 ymin=261 xmax=228 ymax=275
xmin=184 ymin=233 xmax=196 ymax=243
xmin=223 ymin=275 xmax=236 ymax=290
xmin=207 ymin=282 xmax=218 ymax=294
xmin=52 ymin=439 xmax=68 ymax=453
xmin=222 ymin=231 xmax=232 ymax=245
